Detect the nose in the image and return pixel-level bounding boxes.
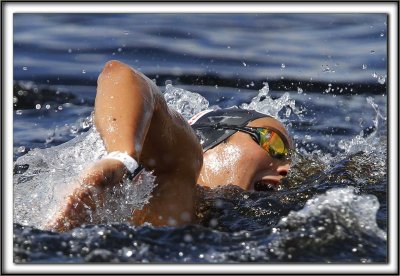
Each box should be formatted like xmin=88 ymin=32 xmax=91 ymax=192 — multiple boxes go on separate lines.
xmin=277 ymin=163 xmax=290 ymax=176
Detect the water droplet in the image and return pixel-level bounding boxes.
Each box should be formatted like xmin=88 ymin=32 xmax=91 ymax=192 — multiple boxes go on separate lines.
xmin=370 ymin=50 xmax=375 ymax=54
xmin=117 ymin=48 xmax=122 ymax=52
xmin=45 ymin=133 xmax=55 ymax=144
xmin=82 ymin=69 xmax=86 ymax=74
xmin=242 ymin=62 xmax=247 ymax=67
xmin=178 ymin=252 xmax=183 ymax=257
xmin=362 ymin=64 xmax=368 ymax=70
xmin=281 ymin=63 xmax=286 ymax=69
xmin=13 ymin=97 xmax=18 ymax=104
xmin=70 ymin=125 xmax=78 ymax=134
xmin=372 ymin=72 xmax=378 ymax=78
xmin=45 ymin=104 xmax=51 ymax=109
xmin=58 ymin=105 xmax=63 ymax=111
xmin=68 ymin=48 xmax=72 ymax=53
xmin=18 ymin=146 xmax=25 ymax=153
xmin=380 ymin=33 xmax=384 ymax=37
xmin=22 ymin=66 xmax=28 ymax=71
xmin=285 ymin=108 xmax=291 ymax=118
xmin=297 ymin=87 xmax=303 ymax=94
xmin=16 ymin=110 xmax=22 ymax=115
xmin=227 ymin=45 xmax=231 ymax=49
xmin=123 ymin=30 xmax=130 ymax=35
xmin=377 ymin=75 xmax=386 ymax=84
xmin=81 ymin=120 xmax=91 ymax=129
xmin=209 ymin=218 xmax=218 ymax=227
xmin=183 ymin=234 xmax=193 ymax=242
xmin=35 ymin=104 xmax=41 ymax=109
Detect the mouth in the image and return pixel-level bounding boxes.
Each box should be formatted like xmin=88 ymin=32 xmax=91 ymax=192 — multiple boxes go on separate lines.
xmin=252 ymin=178 xmax=281 ymax=192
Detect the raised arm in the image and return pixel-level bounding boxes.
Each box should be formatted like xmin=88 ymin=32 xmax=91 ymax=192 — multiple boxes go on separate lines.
xmin=48 ymin=61 xmax=203 ymax=231
xmin=94 ymin=60 xmax=156 ymax=161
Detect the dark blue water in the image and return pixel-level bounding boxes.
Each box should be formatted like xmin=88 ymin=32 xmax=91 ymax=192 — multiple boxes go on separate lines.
xmin=13 ymin=13 xmax=387 ymax=263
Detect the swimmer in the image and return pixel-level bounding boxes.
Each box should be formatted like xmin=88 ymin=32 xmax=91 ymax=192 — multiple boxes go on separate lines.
xmin=48 ymin=60 xmax=294 ymax=231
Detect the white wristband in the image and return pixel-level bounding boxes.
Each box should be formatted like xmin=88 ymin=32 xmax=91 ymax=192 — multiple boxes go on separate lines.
xmin=103 ymin=151 xmax=138 ymax=174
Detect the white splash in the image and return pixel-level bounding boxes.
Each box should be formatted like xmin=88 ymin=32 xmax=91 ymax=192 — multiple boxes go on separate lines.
xmin=268 ymin=187 xmax=386 ymax=259
xmin=163 ymin=83 xmax=210 ymax=120
xmin=13 ymin=125 xmax=157 ymax=229
xmin=280 ymin=187 xmax=386 ymax=241
xmin=241 ymin=82 xmax=304 ymax=121
xmin=338 ymin=97 xmax=386 ymax=155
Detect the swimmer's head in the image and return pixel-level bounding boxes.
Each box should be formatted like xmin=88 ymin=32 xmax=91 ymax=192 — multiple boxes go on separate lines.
xmin=198 ymin=116 xmax=293 ymax=191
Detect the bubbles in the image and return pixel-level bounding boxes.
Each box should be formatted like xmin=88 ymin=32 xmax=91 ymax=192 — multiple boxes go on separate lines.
xmin=362 ymin=64 xmax=368 ymax=70
xmin=22 ymin=66 xmax=28 ymax=71
xmin=82 ymin=69 xmax=86 ymax=74
xmin=280 ymin=63 xmax=285 ymax=69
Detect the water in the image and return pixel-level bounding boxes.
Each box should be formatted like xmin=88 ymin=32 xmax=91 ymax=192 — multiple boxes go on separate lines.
xmin=13 ymin=13 xmax=387 ymax=263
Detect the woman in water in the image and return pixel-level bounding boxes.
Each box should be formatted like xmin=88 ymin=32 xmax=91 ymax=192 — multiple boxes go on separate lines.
xmin=48 ymin=60 xmax=294 ymax=231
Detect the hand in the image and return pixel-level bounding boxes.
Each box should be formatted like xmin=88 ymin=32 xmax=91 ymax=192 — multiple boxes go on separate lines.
xmin=46 ymin=158 xmax=127 ymax=232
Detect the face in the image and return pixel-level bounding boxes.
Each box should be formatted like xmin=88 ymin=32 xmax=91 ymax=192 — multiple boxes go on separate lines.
xmin=197 ymin=117 xmax=292 ymax=191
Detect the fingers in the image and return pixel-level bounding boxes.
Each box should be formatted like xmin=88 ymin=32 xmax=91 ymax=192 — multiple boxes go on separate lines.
xmin=46 ymin=185 xmax=103 ymax=232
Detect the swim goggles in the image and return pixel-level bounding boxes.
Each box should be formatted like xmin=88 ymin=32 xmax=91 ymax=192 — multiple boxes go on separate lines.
xmin=199 ymin=123 xmax=292 ymax=160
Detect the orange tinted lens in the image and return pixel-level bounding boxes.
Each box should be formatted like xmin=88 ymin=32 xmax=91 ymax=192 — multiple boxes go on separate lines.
xmin=259 ymin=128 xmax=287 ymax=157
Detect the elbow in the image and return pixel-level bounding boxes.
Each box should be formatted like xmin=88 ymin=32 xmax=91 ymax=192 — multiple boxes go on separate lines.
xmin=98 ymin=60 xmax=156 ymax=107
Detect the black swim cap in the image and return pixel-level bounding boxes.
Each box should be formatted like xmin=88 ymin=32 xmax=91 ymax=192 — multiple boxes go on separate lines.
xmin=190 ymin=108 xmax=270 ymax=151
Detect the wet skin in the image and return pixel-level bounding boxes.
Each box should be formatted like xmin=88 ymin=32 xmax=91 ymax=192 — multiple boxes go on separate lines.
xmin=47 ymin=60 xmax=292 ymax=231
xmin=198 ymin=117 xmax=292 ymax=191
